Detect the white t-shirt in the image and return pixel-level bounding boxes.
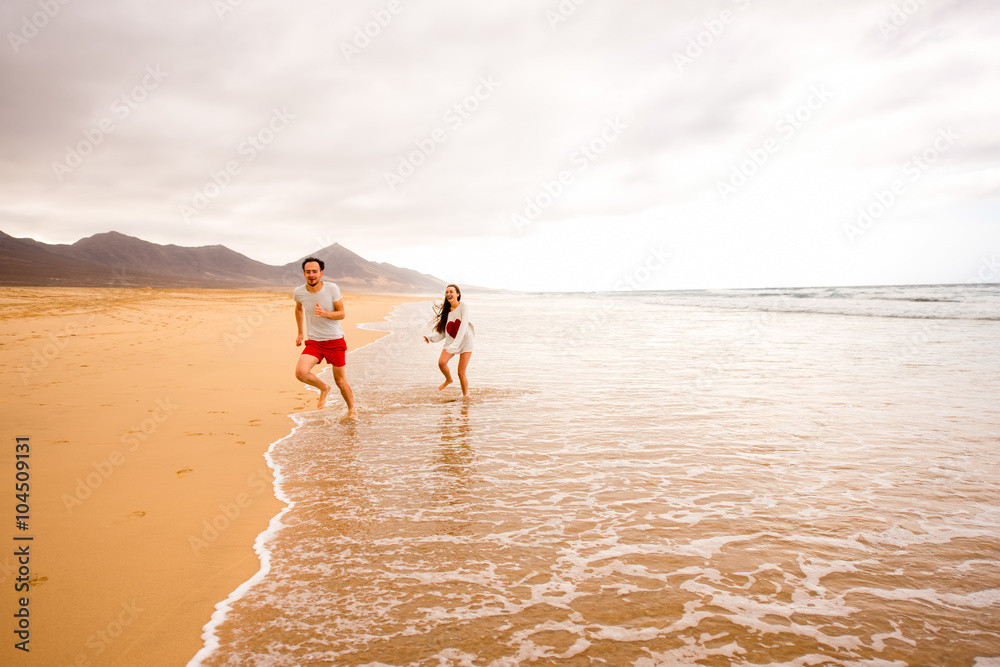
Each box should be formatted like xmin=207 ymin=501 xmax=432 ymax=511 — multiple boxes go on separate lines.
xmin=293 ymin=282 xmax=345 ymax=341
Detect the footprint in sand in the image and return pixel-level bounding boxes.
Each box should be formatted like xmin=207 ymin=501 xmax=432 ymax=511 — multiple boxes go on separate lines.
xmin=249 ymin=419 xmax=261 ymax=426
xmin=110 ymin=510 xmax=147 ymax=526
xmin=176 ymin=468 xmax=193 ymax=478
xmin=29 ymin=576 xmax=48 ymax=588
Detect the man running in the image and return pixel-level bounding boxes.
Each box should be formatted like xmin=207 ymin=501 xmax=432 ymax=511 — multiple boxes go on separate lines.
xmin=293 ymin=257 xmax=356 ymax=417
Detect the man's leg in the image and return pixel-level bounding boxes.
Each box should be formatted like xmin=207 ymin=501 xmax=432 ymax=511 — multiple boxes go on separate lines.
xmin=295 ymin=353 xmax=332 ymax=409
xmin=331 ymin=365 xmax=356 ymax=417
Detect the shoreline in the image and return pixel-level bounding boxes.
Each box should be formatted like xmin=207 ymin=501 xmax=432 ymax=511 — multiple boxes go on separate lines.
xmin=0 ymin=286 xmax=422 ymax=666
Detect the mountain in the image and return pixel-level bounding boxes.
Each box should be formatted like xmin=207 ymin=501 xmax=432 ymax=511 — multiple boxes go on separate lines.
xmin=0 ymin=230 xmax=446 ymax=293
xmin=281 ymin=243 xmax=445 ymax=293
xmin=32 ymin=231 xmax=288 ymax=286
xmin=0 ymin=230 xmax=198 ymax=287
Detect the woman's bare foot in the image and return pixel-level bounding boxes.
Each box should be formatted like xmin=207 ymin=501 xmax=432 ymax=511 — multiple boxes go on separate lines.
xmin=317 ymin=383 xmax=332 ymax=409
xmin=438 ymin=379 xmax=452 ymax=391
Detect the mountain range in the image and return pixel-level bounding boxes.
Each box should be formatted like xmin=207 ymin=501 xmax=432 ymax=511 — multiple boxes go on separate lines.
xmin=0 ymin=230 xmax=448 ymax=293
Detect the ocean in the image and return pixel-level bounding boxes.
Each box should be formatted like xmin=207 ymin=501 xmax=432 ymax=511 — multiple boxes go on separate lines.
xmin=190 ymin=284 xmax=1000 ymax=666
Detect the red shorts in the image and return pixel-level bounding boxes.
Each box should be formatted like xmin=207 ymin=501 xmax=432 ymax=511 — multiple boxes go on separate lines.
xmin=302 ymin=338 xmax=347 ymax=368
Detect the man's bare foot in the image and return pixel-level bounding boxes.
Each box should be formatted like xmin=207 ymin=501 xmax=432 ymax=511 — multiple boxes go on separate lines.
xmin=317 ymin=383 xmax=332 ymax=409
xmin=438 ymin=379 xmax=452 ymax=391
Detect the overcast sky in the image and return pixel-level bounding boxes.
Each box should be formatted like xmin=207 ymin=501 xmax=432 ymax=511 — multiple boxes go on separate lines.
xmin=2 ymin=0 xmax=998 ymax=291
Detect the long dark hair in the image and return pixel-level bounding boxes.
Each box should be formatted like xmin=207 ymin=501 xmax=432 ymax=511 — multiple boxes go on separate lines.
xmin=431 ymin=284 xmax=461 ymax=334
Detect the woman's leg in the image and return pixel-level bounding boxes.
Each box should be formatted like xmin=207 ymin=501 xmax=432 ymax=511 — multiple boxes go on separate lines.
xmin=437 ymin=350 xmax=455 ymax=390
xmin=457 ymin=352 xmax=472 ymax=397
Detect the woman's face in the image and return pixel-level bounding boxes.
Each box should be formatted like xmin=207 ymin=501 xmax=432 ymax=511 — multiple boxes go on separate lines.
xmin=445 ymin=286 xmax=459 ymax=304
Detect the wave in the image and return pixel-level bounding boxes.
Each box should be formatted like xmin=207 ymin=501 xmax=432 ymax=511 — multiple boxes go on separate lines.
xmin=586 ymin=284 xmax=1000 ymax=322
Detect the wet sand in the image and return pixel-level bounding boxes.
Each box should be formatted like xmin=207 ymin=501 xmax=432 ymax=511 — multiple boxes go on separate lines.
xmin=0 ymin=286 xmax=422 ymax=666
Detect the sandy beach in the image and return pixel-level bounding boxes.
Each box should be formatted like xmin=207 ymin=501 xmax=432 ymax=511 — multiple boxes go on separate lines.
xmin=0 ymin=286 xmax=422 ymax=666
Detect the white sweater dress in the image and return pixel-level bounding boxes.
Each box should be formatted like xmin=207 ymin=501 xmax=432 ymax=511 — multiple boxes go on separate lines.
xmin=427 ymin=301 xmax=475 ymax=354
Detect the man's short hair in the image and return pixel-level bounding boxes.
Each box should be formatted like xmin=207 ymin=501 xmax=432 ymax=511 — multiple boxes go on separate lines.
xmin=302 ymin=257 xmax=324 ymax=271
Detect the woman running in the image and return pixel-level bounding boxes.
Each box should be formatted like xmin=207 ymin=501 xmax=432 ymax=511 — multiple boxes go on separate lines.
xmin=424 ymin=284 xmax=474 ymax=397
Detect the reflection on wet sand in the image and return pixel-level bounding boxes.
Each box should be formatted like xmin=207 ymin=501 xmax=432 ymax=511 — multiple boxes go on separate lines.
xmin=435 ymin=400 xmax=476 ymax=502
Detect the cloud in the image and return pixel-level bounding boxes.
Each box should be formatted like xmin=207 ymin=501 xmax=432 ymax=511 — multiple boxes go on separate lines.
xmin=1 ymin=0 xmax=998 ymax=288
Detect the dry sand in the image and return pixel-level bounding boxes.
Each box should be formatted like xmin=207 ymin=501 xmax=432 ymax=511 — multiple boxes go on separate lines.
xmin=0 ymin=286 xmax=423 ymax=666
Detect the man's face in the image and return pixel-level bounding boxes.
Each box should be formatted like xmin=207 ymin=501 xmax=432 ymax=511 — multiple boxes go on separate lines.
xmin=303 ymin=262 xmax=323 ymax=286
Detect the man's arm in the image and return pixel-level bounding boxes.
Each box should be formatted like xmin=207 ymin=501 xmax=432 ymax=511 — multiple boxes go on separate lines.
xmin=314 ymin=298 xmax=347 ymax=321
xmin=295 ymin=301 xmax=305 ymax=346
